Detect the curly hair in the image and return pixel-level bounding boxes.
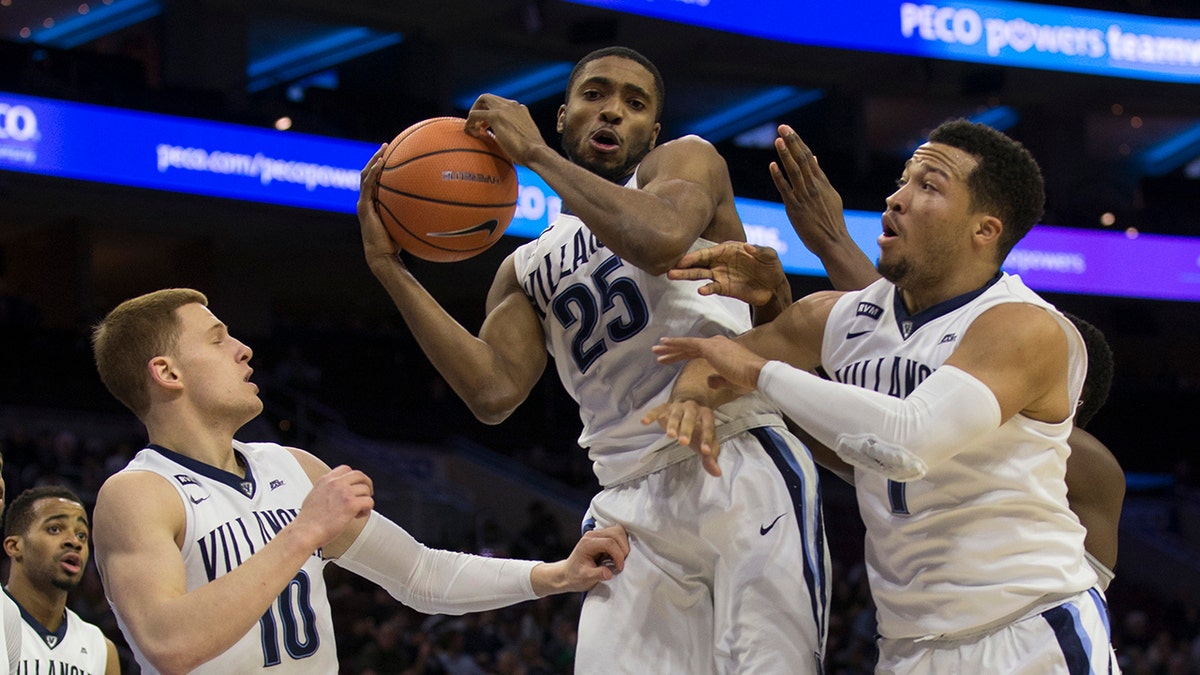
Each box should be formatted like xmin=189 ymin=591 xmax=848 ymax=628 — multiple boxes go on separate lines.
xmin=928 ymin=119 xmax=1045 ymax=263
xmin=4 ymin=485 xmax=85 ymax=538
xmin=1063 ymin=311 xmax=1114 ymax=429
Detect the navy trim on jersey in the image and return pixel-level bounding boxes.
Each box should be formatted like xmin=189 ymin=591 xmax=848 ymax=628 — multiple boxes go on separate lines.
xmin=5 ymin=588 xmax=68 ymax=649
xmin=750 ymin=427 xmax=828 ymax=648
xmin=1042 ymin=602 xmax=1092 ymax=675
xmin=891 ymin=271 xmax=1002 ymax=340
xmin=147 ymin=444 xmax=258 ymax=499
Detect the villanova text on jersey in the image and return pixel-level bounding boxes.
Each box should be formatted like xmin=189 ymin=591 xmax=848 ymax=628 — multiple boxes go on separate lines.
xmin=520 ymin=228 xmax=607 ymax=317
xmin=17 ymin=660 xmax=99 ymax=674
xmin=830 ymin=356 xmax=935 ymax=399
xmin=199 ymin=507 xmax=320 ymax=582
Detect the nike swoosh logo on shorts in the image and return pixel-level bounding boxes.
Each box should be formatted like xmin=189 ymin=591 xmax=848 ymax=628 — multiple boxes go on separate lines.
xmin=846 ymin=330 xmax=871 ymax=339
xmin=760 ymin=513 xmax=787 ymax=535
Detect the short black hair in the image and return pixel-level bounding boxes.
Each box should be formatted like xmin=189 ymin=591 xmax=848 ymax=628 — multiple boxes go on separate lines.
xmin=566 ymin=46 xmax=665 ymax=121
xmin=928 ymin=119 xmax=1045 ymax=263
xmin=4 ymin=486 xmax=86 ymax=538
xmin=1063 ymin=312 xmax=1114 ymax=429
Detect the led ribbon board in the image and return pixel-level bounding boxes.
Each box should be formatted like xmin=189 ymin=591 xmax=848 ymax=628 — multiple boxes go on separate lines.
xmin=2 ymin=90 xmax=1199 ymax=301
xmin=566 ymin=0 xmax=1200 ymax=83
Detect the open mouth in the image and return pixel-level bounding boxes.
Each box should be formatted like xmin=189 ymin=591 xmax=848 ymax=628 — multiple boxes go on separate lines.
xmin=60 ymin=553 xmax=82 ymax=575
xmin=590 ymin=128 xmax=621 ymax=152
xmin=881 ymin=215 xmax=899 ymax=239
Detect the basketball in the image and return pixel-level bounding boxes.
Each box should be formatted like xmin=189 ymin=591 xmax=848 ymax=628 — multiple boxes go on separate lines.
xmin=373 ymin=117 xmax=519 ymax=263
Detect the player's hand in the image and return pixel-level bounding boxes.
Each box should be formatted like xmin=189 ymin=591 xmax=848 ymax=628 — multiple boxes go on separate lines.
xmin=358 ymin=144 xmax=405 ymax=267
xmin=642 ymin=398 xmax=722 ymax=476
xmin=770 ymin=125 xmax=851 ymax=257
xmin=653 ymin=335 xmax=768 ymax=393
xmin=532 ymin=525 xmax=631 ymax=595
xmin=294 ymin=465 xmax=375 ymax=550
xmin=464 ymin=94 xmax=548 ymax=166
xmin=668 ymin=241 xmax=787 ymax=307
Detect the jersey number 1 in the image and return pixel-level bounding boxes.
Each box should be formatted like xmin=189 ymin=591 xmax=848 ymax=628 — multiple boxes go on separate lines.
xmin=259 ymin=570 xmax=319 ymax=666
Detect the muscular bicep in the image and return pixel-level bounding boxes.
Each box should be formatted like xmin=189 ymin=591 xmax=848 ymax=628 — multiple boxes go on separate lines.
xmin=738 ymin=291 xmax=839 ymax=371
xmin=630 ymin=137 xmax=743 ymax=268
xmin=93 ymin=472 xmax=189 ymax=635
xmin=475 ymin=255 xmax=549 ymax=407
xmin=943 ymin=303 xmax=1072 ymax=424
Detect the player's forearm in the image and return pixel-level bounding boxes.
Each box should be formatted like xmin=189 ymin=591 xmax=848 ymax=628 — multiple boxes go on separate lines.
xmin=813 ymin=238 xmax=880 ymax=292
xmin=757 ymin=362 xmax=1001 ymax=480
xmin=366 ymin=256 xmax=528 ymax=422
xmin=121 ymin=525 xmax=324 ymax=674
xmin=335 ymin=512 xmax=540 ymax=615
xmin=521 ymin=145 xmax=700 ymax=274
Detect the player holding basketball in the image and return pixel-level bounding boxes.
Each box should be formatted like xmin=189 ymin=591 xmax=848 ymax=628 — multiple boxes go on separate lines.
xmin=359 ymin=46 xmax=829 ymax=673
xmin=89 ymin=288 xmax=629 ymax=674
xmin=3 ymin=486 xmax=121 ymax=674
xmin=674 ymin=125 xmax=1126 ymax=585
xmin=645 ymin=119 xmax=1119 ymax=672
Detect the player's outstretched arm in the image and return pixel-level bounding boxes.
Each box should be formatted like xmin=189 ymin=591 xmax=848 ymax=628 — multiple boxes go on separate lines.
xmin=468 ymin=96 xmax=739 ymax=275
xmin=93 ymin=465 xmax=372 ymax=675
xmin=358 ymin=150 xmax=548 ymax=424
xmin=771 ymin=125 xmax=879 ymax=291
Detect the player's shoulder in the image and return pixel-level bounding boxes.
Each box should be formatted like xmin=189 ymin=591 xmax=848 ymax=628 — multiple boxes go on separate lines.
xmin=644 ymin=134 xmax=725 ymax=170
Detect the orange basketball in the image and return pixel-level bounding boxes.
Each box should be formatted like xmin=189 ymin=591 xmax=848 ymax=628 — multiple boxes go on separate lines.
xmin=374 ymin=117 xmax=518 ymax=262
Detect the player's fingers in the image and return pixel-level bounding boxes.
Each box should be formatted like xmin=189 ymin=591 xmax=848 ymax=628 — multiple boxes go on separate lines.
xmin=666 ymin=267 xmax=713 ymax=282
xmin=360 ymin=144 xmax=386 ymax=180
xmin=769 ymin=162 xmax=797 ymax=206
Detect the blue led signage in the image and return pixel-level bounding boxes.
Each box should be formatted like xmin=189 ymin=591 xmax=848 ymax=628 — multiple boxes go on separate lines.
xmin=566 ymin=0 xmax=1200 ymax=83
xmin=3 ymin=90 xmax=1198 ymax=301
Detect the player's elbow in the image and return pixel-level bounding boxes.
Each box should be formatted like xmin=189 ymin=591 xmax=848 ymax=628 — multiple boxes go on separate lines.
xmin=139 ymin=644 xmax=210 ymax=675
xmin=467 ymin=393 xmax=520 ymax=425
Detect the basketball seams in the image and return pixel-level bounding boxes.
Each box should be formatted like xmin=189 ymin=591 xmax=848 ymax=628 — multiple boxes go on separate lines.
xmin=375 ymin=184 xmax=517 ymax=209
xmin=374 ymin=199 xmax=490 ymax=255
xmin=381 ymin=147 xmax=515 ymax=170
xmin=374 ymin=115 xmax=517 ymax=261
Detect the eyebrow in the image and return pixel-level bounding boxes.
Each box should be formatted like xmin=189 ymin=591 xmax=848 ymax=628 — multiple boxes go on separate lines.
xmin=41 ymin=513 xmax=90 ymax=527
xmin=577 ymin=76 xmax=654 ymax=102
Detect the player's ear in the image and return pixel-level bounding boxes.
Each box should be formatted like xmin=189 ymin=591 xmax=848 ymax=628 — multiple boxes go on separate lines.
xmin=973 ymin=214 xmax=1002 ymax=248
xmin=649 ymin=122 xmax=661 ymax=150
xmin=3 ymin=535 xmax=21 ymax=559
xmin=556 ymin=104 xmax=567 ymax=134
xmin=148 ymin=355 xmax=183 ymax=391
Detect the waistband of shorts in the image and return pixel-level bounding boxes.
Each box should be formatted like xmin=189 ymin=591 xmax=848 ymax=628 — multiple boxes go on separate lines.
xmin=890 ymin=591 xmax=1084 ymax=645
xmin=599 ymin=408 xmax=787 ymax=488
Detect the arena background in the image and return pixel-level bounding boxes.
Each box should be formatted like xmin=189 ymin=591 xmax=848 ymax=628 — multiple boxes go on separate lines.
xmin=1 ymin=1 xmax=1199 ymax=672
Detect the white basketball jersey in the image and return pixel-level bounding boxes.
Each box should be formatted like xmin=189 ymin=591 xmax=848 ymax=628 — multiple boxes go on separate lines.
xmin=821 ymin=273 xmax=1096 ymax=640
xmin=109 ymin=441 xmax=337 ymax=674
xmin=12 ymin=603 xmax=108 ymax=674
xmin=511 ymin=172 xmax=777 ymax=486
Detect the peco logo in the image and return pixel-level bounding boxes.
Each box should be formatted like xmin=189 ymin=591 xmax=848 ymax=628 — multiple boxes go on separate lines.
xmin=0 ymin=103 xmax=38 ymax=142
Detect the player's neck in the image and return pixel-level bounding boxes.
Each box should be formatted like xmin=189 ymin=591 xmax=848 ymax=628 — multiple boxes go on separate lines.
xmin=146 ymin=423 xmax=243 ymax=475
xmin=897 ymin=266 xmax=1000 ymax=315
xmin=5 ymin=578 xmax=68 ymax=632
